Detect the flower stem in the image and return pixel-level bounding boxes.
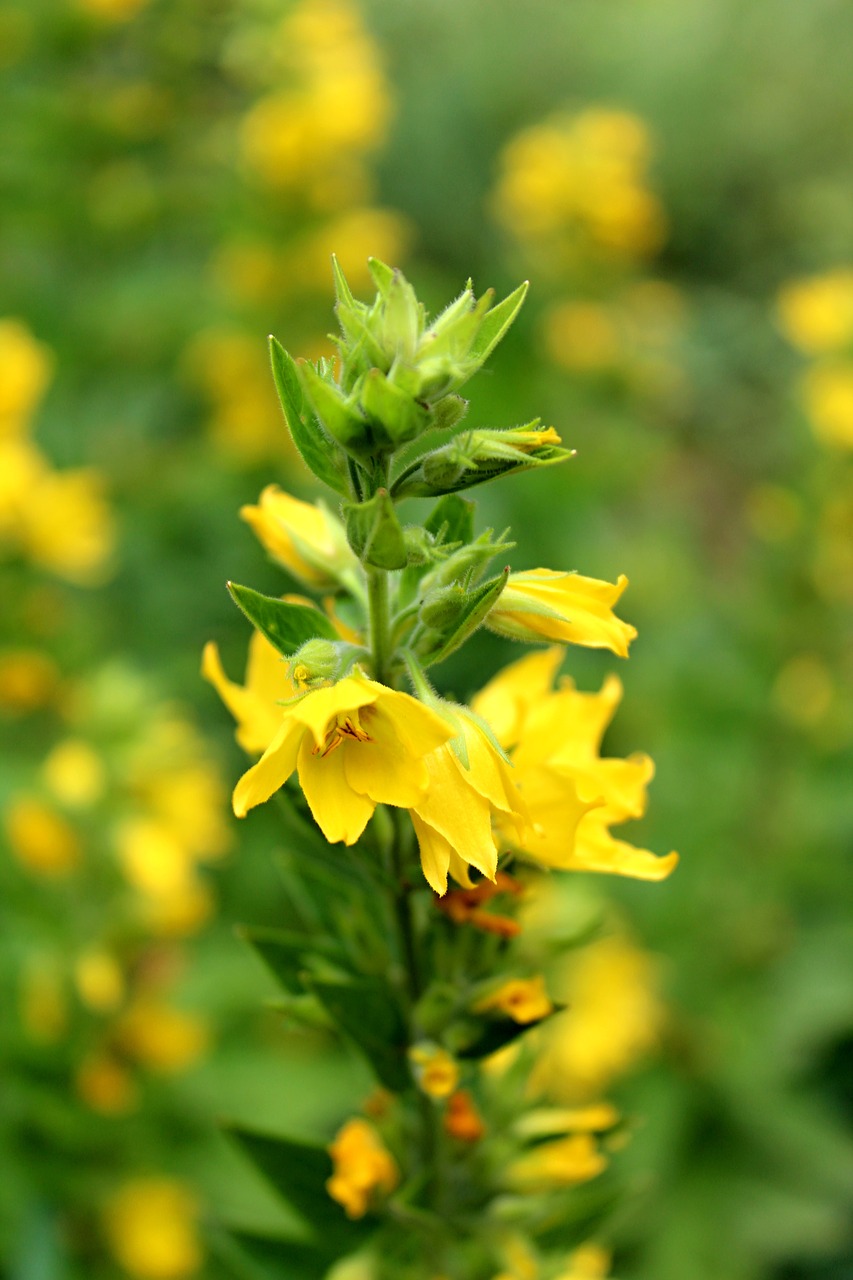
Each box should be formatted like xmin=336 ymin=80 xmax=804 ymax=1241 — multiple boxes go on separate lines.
xmin=367 ymin=566 xmax=392 ymax=686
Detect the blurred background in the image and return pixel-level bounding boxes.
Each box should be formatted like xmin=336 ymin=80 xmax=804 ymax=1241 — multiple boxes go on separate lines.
xmin=1 ymin=0 xmax=852 ymax=1277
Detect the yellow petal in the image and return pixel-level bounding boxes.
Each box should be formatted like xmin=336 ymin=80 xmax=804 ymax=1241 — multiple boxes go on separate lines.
xmin=343 ymin=711 xmax=430 ymax=807
xmin=413 ymin=749 xmax=498 ymax=882
xmin=373 ymin=686 xmax=456 ymax=757
xmin=573 ymin=819 xmax=679 ymax=881
xmin=470 ymin=647 xmax=564 ymax=748
xmin=202 ymin=639 xmax=286 ymax=755
xmin=494 ymin=570 xmax=637 ymax=656
xmin=297 ymin=733 xmax=375 ymax=845
xmin=232 ymin=719 xmax=303 ymax=817
xmin=411 ymin=812 xmax=452 ymax=895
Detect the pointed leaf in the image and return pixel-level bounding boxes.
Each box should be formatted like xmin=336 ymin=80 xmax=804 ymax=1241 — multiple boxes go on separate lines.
xmin=238 ymin=924 xmax=342 ymax=996
xmin=228 ymin=583 xmax=338 ymax=656
xmin=469 ymin=280 xmax=529 ymax=365
xmin=307 ymin=974 xmax=409 ymax=1092
xmin=269 ymin=337 xmax=347 ymax=495
xmin=331 ymin=254 xmax=356 ymax=310
xmin=367 ymin=257 xmax=395 ymax=296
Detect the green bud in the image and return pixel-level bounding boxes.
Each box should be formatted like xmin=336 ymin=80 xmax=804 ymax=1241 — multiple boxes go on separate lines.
xmin=358 ymin=367 xmax=429 ymax=447
xmin=393 ymin=422 xmax=574 ymax=498
xmin=343 ymin=489 xmax=408 ymax=571
xmin=298 ymin=359 xmax=372 ymax=458
xmin=418 ymin=584 xmax=468 ymax=630
xmin=288 ymin=638 xmax=340 ymax=687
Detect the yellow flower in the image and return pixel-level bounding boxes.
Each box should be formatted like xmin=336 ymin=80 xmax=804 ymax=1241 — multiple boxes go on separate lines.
xmin=472 ymin=650 xmax=678 ymax=882
xmin=802 ymin=362 xmax=853 ymax=448
xmin=23 ymin=465 xmax=116 ymax=584
xmin=115 ymin=1000 xmax=209 ymax=1073
xmin=43 ymin=738 xmax=106 ymax=808
xmin=241 ymin=485 xmax=360 ymax=591
xmin=103 ymin=1178 xmax=202 ymax=1279
xmin=532 ymin=935 xmax=665 ymax=1101
xmin=20 ymin=956 xmax=67 ymax=1043
xmin=409 ymin=1043 xmax=459 ymax=1099
xmin=507 ymin=1132 xmax=606 ymax=1191
xmin=554 ymin=1244 xmax=612 ymax=1280
xmin=5 ymin=796 xmax=82 ymax=876
xmin=409 ymin=708 xmax=528 ymax=895
xmin=488 ymin=570 xmax=637 ymax=657
xmin=777 ymin=269 xmax=853 ymax=354
xmin=75 ymin=950 xmax=125 ymax=1013
xmin=0 ymin=319 xmax=52 ymax=436
xmin=76 ymin=1053 xmax=138 ymax=1115
xmin=202 ymin=629 xmax=296 ymax=755
xmin=474 ymin=975 xmax=553 ymax=1024
xmin=326 ymin=1118 xmax=398 ymax=1219
xmin=0 ymin=648 xmax=59 ymax=712
xmin=232 ymin=672 xmax=454 ymax=847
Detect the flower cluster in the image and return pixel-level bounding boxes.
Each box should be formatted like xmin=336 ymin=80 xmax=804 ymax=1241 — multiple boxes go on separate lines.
xmin=206 ymin=260 xmax=676 ymax=1280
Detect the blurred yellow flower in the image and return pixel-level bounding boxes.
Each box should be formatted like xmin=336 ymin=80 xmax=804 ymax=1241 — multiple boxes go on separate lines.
xmin=282 ymin=207 xmax=412 ymax=294
xmin=493 ymin=108 xmax=665 ymax=262
xmin=116 ymin=1000 xmax=209 ymax=1073
xmin=554 ymin=1244 xmax=612 ymax=1280
xmin=75 ymin=949 xmax=125 ymax=1013
xmin=0 ymin=319 xmax=52 ymax=436
xmin=241 ymin=485 xmax=360 ymax=591
xmin=474 ymin=976 xmax=553 ymax=1025
xmin=116 ymin=818 xmax=196 ymax=898
xmin=507 ymin=1132 xmax=606 ymax=1191
xmin=326 ymin=1118 xmax=398 ymax=1219
xmin=43 ymin=738 xmax=106 ymax=808
xmin=488 ymin=570 xmax=637 ymax=657
xmin=543 ymin=302 xmax=620 ymax=371
xmin=103 ymin=1178 xmax=202 ymax=1279
xmin=76 ymin=0 xmax=149 ymax=20
xmin=532 ymin=935 xmax=665 ymax=1101
xmin=802 ymin=361 xmax=853 ymax=448
xmin=777 ymin=269 xmax=853 ymax=354
xmin=409 ymin=1043 xmax=460 ymax=1099
xmin=5 ymin=796 xmax=82 ymax=875
xmin=444 ymin=1089 xmax=486 ymax=1142
xmin=0 ymin=648 xmax=59 ymax=712
xmin=76 ymin=1053 xmax=138 ymax=1115
xmin=183 ymin=327 xmax=284 ymax=463
xmin=20 ymin=957 xmax=67 ymax=1042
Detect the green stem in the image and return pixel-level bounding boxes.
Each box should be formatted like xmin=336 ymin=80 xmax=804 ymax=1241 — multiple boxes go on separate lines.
xmin=367 ymin=566 xmax=392 ymax=685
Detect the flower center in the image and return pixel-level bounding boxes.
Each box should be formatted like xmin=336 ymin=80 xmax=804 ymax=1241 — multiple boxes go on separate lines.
xmin=315 ymin=709 xmax=373 ymax=757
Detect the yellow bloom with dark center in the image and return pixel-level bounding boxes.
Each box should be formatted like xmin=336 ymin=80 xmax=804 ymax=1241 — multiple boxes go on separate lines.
xmin=409 ymin=1043 xmax=459 ymax=1098
xmin=488 ymin=569 xmax=636 ymax=657
xmin=240 ymin=485 xmax=360 ymax=590
xmin=410 ymin=708 xmax=528 ymax=895
xmin=233 ymin=672 xmax=454 ymax=846
xmin=473 ymin=649 xmax=677 ymax=882
xmin=474 ymin=975 xmax=553 ymax=1024
xmin=326 ymin=1118 xmax=398 ymax=1219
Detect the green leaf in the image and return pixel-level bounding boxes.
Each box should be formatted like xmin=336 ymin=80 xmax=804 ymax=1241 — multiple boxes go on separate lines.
xmin=224 ymin=1126 xmax=369 ymax=1253
xmin=237 ymin=924 xmax=342 ymax=997
xmin=367 ymin=256 xmax=395 ymax=296
xmin=269 ymin=337 xmax=347 ymax=495
xmin=307 ymin=974 xmax=409 ymax=1092
xmin=212 ymin=1228 xmax=335 ymax=1280
xmin=343 ymin=490 xmax=408 ymax=571
xmin=227 ymin=583 xmax=338 ymax=656
xmin=417 ymin=568 xmax=509 ymax=668
xmin=330 ymin=254 xmax=356 ymax=311
xmin=469 ymin=280 xmax=529 ymax=366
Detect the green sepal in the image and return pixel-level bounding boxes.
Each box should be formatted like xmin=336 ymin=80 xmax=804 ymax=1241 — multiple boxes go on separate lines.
xmin=469 ymin=279 xmax=529 ymax=366
xmin=359 ymin=367 xmax=429 ymax=446
xmin=269 ymin=337 xmax=348 ymax=495
xmin=367 ymin=256 xmax=395 ymax=296
xmin=343 ymin=490 xmax=408 ymax=571
xmin=416 ymin=567 xmax=509 ymax=668
xmin=429 ymin=393 xmax=469 ymax=433
xmin=306 ymin=974 xmax=409 ymax=1092
xmin=227 ymin=583 xmax=338 ymax=656
xmin=298 ymin=360 xmax=372 ymax=459
xmin=224 ymin=1126 xmax=371 ymax=1252
xmin=424 ymin=494 xmax=475 ymax=547
xmin=379 ymin=269 xmax=422 ymax=360
xmin=395 ymin=423 xmax=572 ymax=498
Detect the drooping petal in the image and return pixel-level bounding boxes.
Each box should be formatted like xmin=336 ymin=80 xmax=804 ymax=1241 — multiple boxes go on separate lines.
xmin=297 ymin=733 xmax=374 ymax=845
xmin=573 ymin=814 xmax=678 ymax=881
xmin=413 ymin=749 xmax=499 ymax=883
xmin=232 ymin=719 xmax=303 ymax=817
xmin=202 ymin=637 xmax=291 ymax=755
xmin=372 ymin=686 xmax=456 ymax=757
xmin=515 ymin=674 xmax=623 ymax=769
xmin=410 ymin=813 xmax=452 ymax=895
xmin=509 ymin=764 xmax=600 ymax=869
